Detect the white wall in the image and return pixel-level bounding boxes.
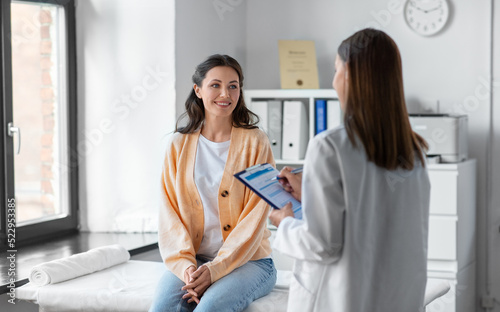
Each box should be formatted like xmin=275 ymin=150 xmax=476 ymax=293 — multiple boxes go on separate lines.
xmin=76 ymin=0 xmax=246 ymax=232
xmin=76 ymin=0 xmax=175 ymax=232
xmin=174 ymin=0 xmax=247 ymax=118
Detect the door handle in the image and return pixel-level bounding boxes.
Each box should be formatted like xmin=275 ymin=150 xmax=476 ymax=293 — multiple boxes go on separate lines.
xmin=7 ymin=122 xmax=21 ymax=155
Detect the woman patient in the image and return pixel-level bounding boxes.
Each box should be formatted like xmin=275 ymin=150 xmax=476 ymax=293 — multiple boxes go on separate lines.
xmin=149 ymin=54 xmax=277 ymax=312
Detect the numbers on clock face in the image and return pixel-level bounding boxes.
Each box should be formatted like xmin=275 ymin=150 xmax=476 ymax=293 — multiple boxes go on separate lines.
xmin=404 ymin=0 xmax=449 ymax=36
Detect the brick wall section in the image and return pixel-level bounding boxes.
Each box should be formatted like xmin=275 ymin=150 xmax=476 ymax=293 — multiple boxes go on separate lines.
xmin=40 ymin=8 xmax=55 ymax=214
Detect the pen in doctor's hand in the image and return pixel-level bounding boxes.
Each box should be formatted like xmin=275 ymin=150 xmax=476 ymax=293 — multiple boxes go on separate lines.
xmin=271 ymin=167 xmax=303 ymax=181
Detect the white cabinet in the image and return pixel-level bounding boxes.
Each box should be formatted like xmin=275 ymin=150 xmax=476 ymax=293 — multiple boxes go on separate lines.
xmin=426 ymin=159 xmax=476 ymax=312
xmin=244 ymin=89 xmax=339 ymax=165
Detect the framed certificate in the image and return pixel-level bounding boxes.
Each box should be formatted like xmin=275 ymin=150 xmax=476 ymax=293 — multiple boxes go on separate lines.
xmin=278 ymin=40 xmax=319 ymax=89
xmin=234 ymin=163 xmax=302 ymax=219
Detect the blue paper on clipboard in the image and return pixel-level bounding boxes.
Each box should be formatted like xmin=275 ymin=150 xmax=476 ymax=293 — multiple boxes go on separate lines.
xmin=234 ymin=163 xmax=302 ymax=219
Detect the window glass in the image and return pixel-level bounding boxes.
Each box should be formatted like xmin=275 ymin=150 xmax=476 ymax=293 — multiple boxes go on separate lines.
xmin=11 ymin=2 xmax=70 ymax=225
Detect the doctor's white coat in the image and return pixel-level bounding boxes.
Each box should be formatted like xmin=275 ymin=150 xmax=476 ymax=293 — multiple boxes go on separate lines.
xmin=273 ymin=126 xmax=430 ymax=312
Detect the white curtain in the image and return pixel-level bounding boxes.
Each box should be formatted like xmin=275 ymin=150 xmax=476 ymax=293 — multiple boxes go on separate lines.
xmin=76 ymin=0 xmax=175 ymax=232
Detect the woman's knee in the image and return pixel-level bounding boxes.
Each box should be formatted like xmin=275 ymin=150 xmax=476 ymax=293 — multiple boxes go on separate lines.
xmin=149 ymin=270 xmax=187 ymax=312
xmin=194 ymin=259 xmax=277 ymax=312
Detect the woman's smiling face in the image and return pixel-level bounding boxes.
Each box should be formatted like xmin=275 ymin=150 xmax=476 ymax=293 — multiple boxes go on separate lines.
xmin=194 ymin=66 xmax=240 ymax=121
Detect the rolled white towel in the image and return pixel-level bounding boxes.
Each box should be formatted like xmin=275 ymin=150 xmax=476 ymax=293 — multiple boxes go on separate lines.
xmin=29 ymin=244 xmax=130 ymax=286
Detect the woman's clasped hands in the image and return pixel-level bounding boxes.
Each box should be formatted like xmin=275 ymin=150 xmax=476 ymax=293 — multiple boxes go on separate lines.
xmin=181 ymin=265 xmax=212 ymax=304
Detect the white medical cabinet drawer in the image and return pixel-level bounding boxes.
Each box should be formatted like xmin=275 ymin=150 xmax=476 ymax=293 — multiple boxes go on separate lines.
xmin=428 ymin=170 xmax=458 ymax=215
xmin=428 ymin=216 xmax=457 ymax=261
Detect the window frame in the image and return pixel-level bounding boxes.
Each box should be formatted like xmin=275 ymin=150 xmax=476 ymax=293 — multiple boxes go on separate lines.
xmin=1 ymin=0 xmax=78 ymax=247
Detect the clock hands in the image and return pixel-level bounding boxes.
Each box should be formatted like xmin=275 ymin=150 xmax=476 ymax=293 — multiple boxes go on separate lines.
xmin=425 ymin=5 xmax=442 ymax=13
xmin=409 ymin=1 xmax=442 ymax=14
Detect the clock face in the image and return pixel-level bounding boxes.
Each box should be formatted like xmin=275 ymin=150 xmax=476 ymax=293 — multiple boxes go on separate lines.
xmin=404 ymin=0 xmax=450 ymax=36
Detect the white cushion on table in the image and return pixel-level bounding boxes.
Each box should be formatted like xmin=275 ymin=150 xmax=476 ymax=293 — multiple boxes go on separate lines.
xmin=17 ymin=260 xmax=290 ymax=312
xmin=18 ymin=260 xmax=164 ymax=312
xmin=17 ymin=258 xmax=446 ymax=312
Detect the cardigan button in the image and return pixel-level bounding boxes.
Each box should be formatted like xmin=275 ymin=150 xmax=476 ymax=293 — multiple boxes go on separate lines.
xmin=221 ymin=190 xmax=229 ymax=197
xmin=223 ymin=224 xmax=231 ymax=231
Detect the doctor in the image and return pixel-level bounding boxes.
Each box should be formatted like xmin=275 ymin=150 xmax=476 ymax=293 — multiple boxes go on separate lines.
xmin=269 ymin=28 xmax=431 ymax=312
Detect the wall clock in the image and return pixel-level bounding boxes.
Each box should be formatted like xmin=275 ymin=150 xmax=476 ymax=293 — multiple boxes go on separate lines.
xmin=404 ymin=0 xmax=450 ymax=36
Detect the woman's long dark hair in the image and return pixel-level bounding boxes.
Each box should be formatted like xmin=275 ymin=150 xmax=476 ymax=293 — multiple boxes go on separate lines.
xmin=175 ymin=54 xmax=259 ymax=133
xmin=338 ymin=28 xmax=428 ymax=170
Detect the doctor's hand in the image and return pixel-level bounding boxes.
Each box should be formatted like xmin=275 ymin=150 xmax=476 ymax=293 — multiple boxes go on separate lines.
xmin=278 ymin=166 xmax=302 ymax=202
xmin=182 ymin=264 xmax=212 ymax=303
xmin=269 ymin=202 xmax=295 ymax=227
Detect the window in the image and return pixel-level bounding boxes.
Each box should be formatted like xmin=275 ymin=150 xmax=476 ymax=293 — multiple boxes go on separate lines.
xmin=1 ymin=0 xmax=77 ymax=245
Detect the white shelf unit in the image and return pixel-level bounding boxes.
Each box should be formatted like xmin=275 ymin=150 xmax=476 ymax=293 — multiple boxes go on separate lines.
xmin=244 ymin=89 xmax=339 ymax=166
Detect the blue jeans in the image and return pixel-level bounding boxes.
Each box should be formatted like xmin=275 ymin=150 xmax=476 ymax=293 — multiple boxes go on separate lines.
xmin=149 ymin=258 xmax=277 ymax=312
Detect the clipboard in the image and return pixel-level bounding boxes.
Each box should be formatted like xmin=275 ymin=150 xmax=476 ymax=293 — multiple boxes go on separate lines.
xmin=234 ymin=163 xmax=302 ymax=219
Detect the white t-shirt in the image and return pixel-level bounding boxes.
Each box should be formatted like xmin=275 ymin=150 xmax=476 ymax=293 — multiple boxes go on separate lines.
xmin=194 ymin=134 xmax=230 ymax=260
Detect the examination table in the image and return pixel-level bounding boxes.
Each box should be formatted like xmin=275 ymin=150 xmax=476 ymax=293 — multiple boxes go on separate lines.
xmin=15 ymin=245 xmax=450 ymax=312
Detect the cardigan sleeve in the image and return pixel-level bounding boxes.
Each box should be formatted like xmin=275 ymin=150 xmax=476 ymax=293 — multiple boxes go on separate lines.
xmin=157 ymin=136 xmax=197 ymax=282
xmin=205 ymin=130 xmax=275 ymax=282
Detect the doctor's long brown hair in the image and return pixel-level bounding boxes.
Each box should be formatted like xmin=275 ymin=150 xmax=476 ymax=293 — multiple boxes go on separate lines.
xmin=338 ymin=28 xmax=427 ymax=170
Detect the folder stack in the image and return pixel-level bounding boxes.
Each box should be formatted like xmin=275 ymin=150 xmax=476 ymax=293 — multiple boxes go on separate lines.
xmin=250 ymin=100 xmax=283 ymax=159
xmin=249 ymin=97 xmax=340 ymax=161
xmin=315 ymin=99 xmax=342 ymax=135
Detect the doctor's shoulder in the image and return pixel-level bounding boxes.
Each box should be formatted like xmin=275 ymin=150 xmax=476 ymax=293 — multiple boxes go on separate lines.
xmin=313 ymin=125 xmax=349 ymax=148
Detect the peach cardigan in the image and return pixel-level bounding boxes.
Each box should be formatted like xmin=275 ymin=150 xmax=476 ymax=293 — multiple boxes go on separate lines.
xmin=158 ymin=127 xmax=274 ymax=283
